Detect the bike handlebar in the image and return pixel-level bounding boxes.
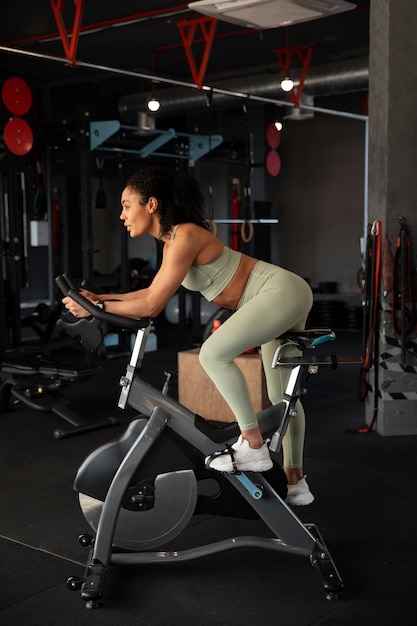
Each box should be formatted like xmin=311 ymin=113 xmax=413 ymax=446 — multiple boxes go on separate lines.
xmin=55 ymin=273 xmax=151 ymax=331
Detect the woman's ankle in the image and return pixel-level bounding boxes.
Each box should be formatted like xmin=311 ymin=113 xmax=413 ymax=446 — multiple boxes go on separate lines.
xmin=241 ymin=428 xmax=264 ymax=449
xmin=284 ymin=467 xmax=304 ymax=485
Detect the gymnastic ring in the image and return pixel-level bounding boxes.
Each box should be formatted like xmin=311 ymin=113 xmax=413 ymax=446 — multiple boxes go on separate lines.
xmin=240 ymin=220 xmax=254 ymax=243
xmin=208 ymin=220 xmax=217 ymax=236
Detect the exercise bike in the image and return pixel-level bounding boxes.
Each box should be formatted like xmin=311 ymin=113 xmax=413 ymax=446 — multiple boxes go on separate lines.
xmin=56 ymin=273 xmax=361 ymax=610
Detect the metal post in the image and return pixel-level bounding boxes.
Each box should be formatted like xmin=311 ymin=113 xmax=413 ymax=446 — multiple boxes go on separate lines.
xmin=79 ymin=111 xmax=94 ymax=281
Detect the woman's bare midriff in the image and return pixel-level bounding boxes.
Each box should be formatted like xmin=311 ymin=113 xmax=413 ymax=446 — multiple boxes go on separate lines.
xmin=212 ymin=254 xmax=258 ymax=310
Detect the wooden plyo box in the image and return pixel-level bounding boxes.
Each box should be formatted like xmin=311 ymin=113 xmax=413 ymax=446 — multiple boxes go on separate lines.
xmin=177 ymin=348 xmax=270 ymax=422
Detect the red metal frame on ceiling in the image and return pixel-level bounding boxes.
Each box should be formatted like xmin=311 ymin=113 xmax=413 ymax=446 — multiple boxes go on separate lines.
xmin=7 ymin=6 xmax=249 ymax=79
xmin=50 ymin=0 xmax=85 ymax=65
xmin=276 ymin=44 xmax=314 ymax=106
xmin=177 ymin=17 xmax=217 ymax=88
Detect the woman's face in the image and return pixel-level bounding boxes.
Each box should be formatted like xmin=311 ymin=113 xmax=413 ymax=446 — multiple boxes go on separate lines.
xmin=120 ymin=186 xmax=154 ymax=238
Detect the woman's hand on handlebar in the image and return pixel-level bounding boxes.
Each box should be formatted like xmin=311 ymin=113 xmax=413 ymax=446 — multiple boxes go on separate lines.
xmin=80 ymin=288 xmax=102 ymax=301
xmin=62 ymin=292 xmax=100 ymax=319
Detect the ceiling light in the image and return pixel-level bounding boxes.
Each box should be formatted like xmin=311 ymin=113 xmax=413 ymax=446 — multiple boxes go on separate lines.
xmin=147 ymin=52 xmax=160 ymax=113
xmin=274 ymin=120 xmax=283 ymax=131
xmin=147 ymin=97 xmax=160 ymax=112
xmin=281 ymin=76 xmax=294 ymax=92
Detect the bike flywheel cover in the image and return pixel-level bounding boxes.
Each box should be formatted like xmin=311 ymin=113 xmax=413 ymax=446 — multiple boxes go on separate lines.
xmin=79 ymin=469 xmax=198 ymax=550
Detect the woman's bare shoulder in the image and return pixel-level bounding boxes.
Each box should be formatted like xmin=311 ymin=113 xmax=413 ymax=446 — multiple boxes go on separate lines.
xmin=168 ymin=223 xmax=223 ymax=264
xmin=176 ymin=222 xmax=209 ymax=235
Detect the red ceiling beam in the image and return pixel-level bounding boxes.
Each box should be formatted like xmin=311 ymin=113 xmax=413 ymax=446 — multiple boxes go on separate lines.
xmin=5 ymin=5 xmax=191 ymax=47
xmin=50 ymin=0 xmax=85 ymax=65
xmin=276 ymin=43 xmax=314 ymax=106
xmin=177 ymin=16 xmax=217 ymax=88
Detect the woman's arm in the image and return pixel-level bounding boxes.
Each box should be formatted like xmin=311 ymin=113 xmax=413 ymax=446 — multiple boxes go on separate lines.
xmin=63 ymin=225 xmax=204 ymax=319
xmin=80 ymin=289 xmax=137 ymax=302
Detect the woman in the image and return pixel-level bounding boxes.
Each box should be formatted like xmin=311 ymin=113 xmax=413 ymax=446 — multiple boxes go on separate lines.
xmin=63 ymin=165 xmax=314 ymax=506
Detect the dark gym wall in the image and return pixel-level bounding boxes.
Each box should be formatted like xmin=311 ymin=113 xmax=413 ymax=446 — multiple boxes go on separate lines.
xmin=276 ymin=109 xmax=365 ymax=295
xmin=194 ymin=98 xmax=365 ymax=303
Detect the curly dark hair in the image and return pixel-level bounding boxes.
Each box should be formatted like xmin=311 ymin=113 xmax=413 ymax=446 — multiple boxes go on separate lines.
xmin=126 ymin=166 xmax=209 ymax=238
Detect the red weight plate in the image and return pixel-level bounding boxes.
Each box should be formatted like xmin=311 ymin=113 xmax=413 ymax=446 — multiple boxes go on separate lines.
xmin=266 ymin=150 xmax=281 ymax=177
xmin=2 ymin=76 xmax=32 ymax=115
xmin=4 ymin=118 xmax=34 ymax=156
xmin=265 ymin=122 xmax=281 ymax=149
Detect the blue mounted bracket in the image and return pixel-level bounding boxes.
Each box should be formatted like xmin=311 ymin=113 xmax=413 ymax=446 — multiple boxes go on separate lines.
xmin=188 ymin=134 xmax=222 ymax=166
xmin=89 ymin=120 xmax=222 ymax=166
xmin=90 ymin=121 xmax=121 ymax=151
xmin=139 ymin=128 xmax=177 ymax=158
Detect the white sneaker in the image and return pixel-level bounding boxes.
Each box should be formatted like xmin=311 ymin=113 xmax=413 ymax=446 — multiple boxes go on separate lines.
xmin=205 ymin=435 xmax=273 ymax=473
xmin=285 ymin=477 xmax=315 ymax=506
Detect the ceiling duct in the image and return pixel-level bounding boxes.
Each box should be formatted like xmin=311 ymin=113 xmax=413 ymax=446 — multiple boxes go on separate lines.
xmin=118 ymin=56 xmax=368 ymax=123
xmin=188 ymin=0 xmax=357 ymax=29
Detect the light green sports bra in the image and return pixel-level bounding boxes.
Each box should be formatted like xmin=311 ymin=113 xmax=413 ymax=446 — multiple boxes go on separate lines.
xmin=171 ymin=224 xmax=242 ymax=302
xmin=181 ymin=246 xmax=241 ymax=301
xmin=171 ymin=223 xmax=241 ymax=301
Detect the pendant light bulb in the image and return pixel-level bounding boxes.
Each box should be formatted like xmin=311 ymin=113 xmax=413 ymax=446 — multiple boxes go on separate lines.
xmin=147 ymin=97 xmax=160 ymax=112
xmin=281 ymin=77 xmax=294 ymax=92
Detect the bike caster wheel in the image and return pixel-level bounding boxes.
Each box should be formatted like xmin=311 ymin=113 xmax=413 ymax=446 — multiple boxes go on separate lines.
xmin=86 ymin=600 xmax=99 ymax=610
xmin=326 ymin=591 xmax=339 ymax=601
xmin=67 ymin=576 xmax=83 ymax=591
xmin=78 ymin=533 xmax=94 ymax=547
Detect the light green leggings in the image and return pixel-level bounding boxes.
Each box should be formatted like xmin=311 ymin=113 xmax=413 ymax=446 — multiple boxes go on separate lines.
xmin=199 ymin=261 xmax=313 ymax=468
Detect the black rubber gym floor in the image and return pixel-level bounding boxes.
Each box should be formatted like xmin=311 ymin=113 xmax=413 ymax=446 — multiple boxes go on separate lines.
xmin=0 ymin=326 xmax=415 ymax=625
